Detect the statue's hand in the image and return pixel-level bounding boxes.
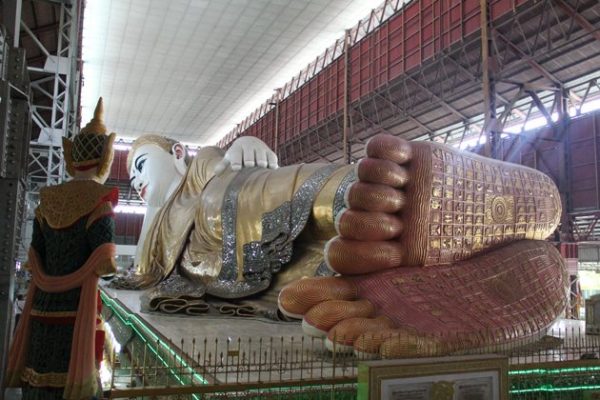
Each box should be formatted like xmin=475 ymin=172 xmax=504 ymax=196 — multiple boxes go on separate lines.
xmin=214 ymin=136 xmax=278 ymax=176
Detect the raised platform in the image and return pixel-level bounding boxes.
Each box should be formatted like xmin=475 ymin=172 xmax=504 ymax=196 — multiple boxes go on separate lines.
xmin=103 ymin=287 xmax=305 ymax=344
xmin=99 ymin=287 xmax=600 ymax=399
xmin=101 ymin=287 xmax=354 ymax=389
xmin=102 ymin=286 xmax=595 ymax=365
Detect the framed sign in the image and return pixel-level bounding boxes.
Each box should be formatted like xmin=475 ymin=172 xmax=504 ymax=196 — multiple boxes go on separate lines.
xmin=358 ymin=354 xmax=508 ymax=400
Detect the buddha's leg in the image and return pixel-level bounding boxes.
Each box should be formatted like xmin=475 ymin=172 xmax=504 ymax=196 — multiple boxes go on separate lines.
xmin=278 ymin=240 xmax=568 ymax=357
xmin=325 ymin=134 xmax=561 ymax=274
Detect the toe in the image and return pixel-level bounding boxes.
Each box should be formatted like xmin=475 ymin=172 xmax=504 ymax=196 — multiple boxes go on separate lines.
xmin=354 ymin=328 xmax=442 ymax=358
xmin=326 ymin=316 xmax=394 ymax=353
xmin=378 ymin=329 xmax=445 ymax=358
xmin=357 ymin=158 xmax=409 ymax=188
xmin=354 ymin=328 xmax=399 ymax=357
xmin=345 ymin=182 xmax=406 ymax=213
xmin=278 ymin=277 xmax=357 ymax=319
xmin=335 ymin=209 xmax=403 ymax=241
xmin=325 ymin=238 xmax=402 ymax=274
xmin=366 ymin=134 xmax=412 ymax=164
xmin=303 ymin=299 xmax=375 ymax=337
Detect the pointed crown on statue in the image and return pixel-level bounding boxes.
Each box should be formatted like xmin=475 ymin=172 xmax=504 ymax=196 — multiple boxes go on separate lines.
xmin=63 ymin=97 xmax=116 ymax=178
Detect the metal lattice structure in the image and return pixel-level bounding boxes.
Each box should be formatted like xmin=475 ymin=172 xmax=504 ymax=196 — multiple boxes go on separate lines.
xmin=16 ymin=0 xmax=84 ymax=278
xmin=0 ymin=1 xmax=83 ymax=381
xmin=23 ymin=0 xmax=83 ymax=194
xmin=219 ymin=0 xmax=600 ymax=165
xmin=0 ymin=16 xmax=32 ymax=386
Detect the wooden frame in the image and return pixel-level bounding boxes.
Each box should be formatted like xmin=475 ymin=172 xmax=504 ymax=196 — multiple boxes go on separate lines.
xmin=358 ymin=354 xmax=509 ymax=400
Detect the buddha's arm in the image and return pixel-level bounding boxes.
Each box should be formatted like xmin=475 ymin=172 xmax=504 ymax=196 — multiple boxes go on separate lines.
xmin=182 ymin=163 xmax=356 ymax=298
xmin=135 ymin=153 xmax=353 ymax=294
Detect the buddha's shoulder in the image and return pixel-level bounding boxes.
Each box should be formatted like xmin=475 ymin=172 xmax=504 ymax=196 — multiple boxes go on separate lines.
xmin=194 ymin=146 xmax=225 ymax=160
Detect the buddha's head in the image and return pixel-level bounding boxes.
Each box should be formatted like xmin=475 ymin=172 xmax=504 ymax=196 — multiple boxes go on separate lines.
xmin=63 ymin=97 xmax=116 ymax=184
xmin=127 ymin=134 xmax=191 ymax=207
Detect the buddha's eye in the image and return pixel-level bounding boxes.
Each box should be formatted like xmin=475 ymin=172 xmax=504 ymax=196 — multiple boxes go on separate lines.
xmin=134 ymin=154 xmax=147 ymax=173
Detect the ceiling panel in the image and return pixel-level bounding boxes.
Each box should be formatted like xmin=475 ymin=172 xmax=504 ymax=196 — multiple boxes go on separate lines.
xmin=81 ymin=0 xmax=381 ymax=145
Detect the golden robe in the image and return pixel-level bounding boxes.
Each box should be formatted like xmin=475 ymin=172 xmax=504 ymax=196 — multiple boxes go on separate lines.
xmin=136 ymin=147 xmax=355 ymax=305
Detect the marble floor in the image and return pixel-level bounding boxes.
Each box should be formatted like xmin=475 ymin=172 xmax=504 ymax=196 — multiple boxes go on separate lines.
xmin=102 ymin=287 xmax=345 ymax=384
xmin=103 ymin=287 xmax=306 ymax=344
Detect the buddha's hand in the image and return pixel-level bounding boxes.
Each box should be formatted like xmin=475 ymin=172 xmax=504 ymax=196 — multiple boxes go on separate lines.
xmin=214 ymin=136 xmax=279 ymax=176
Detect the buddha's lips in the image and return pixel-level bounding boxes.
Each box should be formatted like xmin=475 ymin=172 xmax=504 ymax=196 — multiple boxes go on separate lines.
xmin=140 ymin=185 xmax=147 ymax=199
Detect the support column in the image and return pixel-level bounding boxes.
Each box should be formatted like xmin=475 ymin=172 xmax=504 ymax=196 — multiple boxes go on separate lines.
xmin=273 ymin=88 xmax=281 ymax=158
xmin=481 ymin=0 xmax=498 ymax=159
xmin=342 ymin=29 xmax=352 ymax=164
xmin=560 ymin=243 xmax=580 ymax=319
xmin=0 ymin=11 xmax=31 ymax=388
xmin=1 ymin=0 xmax=22 ymax=48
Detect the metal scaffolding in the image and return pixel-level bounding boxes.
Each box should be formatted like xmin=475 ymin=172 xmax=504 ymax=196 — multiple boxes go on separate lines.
xmin=218 ymin=0 xmax=600 ymax=166
xmin=0 ymin=22 xmax=31 ymax=390
xmin=23 ymin=0 xmax=81 ymax=193
xmin=18 ymin=0 xmax=82 ymax=273
xmin=0 ymin=0 xmax=82 ymax=388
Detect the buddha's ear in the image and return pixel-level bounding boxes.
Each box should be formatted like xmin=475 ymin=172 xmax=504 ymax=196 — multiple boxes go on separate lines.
xmin=172 ymin=142 xmax=187 ymax=175
xmin=62 ymin=137 xmax=76 ymax=177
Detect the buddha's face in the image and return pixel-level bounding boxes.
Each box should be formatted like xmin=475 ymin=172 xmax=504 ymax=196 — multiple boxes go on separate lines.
xmin=128 ymin=143 xmax=185 ymax=207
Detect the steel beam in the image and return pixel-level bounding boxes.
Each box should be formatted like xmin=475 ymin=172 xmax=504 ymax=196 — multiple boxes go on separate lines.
xmin=272 ymin=88 xmax=281 ymax=157
xmin=494 ymin=30 xmax=562 ymax=86
xmin=27 ymin=0 xmax=81 ymax=192
xmin=527 ymin=89 xmax=554 ymax=126
xmin=0 ymin=178 xmax=25 ymax=391
xmin=373 ymin=91 xmax=436 ymax=138
xmin=0 ymin=17 xmax=32 ymax=387
xmin=20 ymin=19 xmax=51 ymax=58
xmin=445 ymin=56 xmax=526 ymax=120
xmin=406 ymin=76 xmax=468 ymax=121
xmin=342 ymin=29 xmax=351 ymax=164
xmin=1 ymin=0 xmax=22 ymax=48
xmin=481 ymin=0 xmax=498 ymax=158
xmin=555 ymin=0 xmax=600 ymax=43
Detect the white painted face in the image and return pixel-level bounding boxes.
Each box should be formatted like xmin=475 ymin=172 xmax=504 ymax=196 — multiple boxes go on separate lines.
xmin=128 ymin=143 xmax=186 ymax=207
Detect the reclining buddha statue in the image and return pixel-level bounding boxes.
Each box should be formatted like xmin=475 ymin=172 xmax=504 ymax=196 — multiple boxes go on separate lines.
xmin=115 ymin=132 xmax=567 ymax=358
